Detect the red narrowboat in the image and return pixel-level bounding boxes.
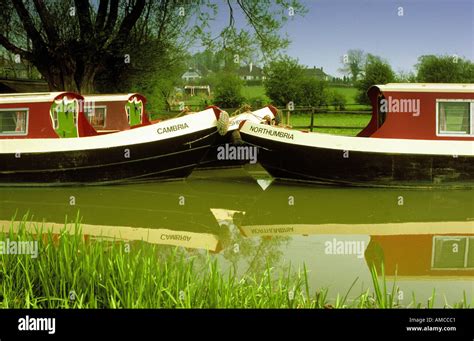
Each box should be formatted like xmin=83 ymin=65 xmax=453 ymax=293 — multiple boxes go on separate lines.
xmin=81 ymin=93 xmax=151 ymax=132
xmin=0 ymin=92 xmax=228 ymax=185
xmin=239 ymin=84 xmax=474 ymax=187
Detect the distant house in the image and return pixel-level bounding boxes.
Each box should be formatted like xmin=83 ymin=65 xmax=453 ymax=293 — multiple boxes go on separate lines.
xmin=304 ymin=66 xmax=331 ymax=81
xmin=238 ymin=63 xmax=265 ymax=81
xmin=181 ymin=68 xmax=201 ymax=82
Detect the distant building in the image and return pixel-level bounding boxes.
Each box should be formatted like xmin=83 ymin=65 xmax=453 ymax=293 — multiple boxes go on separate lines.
xmin=304 ymin=66 xmax=331 ymax=81
xmin=184 ymin=85 xmax=210 ymax=96
xmin=238 ymin=63 xmax=265 ymax=81
xmin=181 ymin=68 xmax=202 ymax=82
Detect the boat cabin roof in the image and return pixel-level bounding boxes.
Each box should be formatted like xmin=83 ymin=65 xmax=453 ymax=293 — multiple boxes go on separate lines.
xmin=0 ymin=92 xmax=80 ymax=104
xmin=375 ymin=83 xmax=474 ymax=93
xmin=82 ymin=93 xmax=146 ymax=103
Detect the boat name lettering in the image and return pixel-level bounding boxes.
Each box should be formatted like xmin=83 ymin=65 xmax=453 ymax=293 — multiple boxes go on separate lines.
xmin=249 ymin=126 xmax=294 ymax=140
xmin=157 ymin=123 xmax=189 ymax=134
xmin=160 ymin=233 xmax=191 ymax=242
xmin=250 ymin=227 xmax=294 ymax=234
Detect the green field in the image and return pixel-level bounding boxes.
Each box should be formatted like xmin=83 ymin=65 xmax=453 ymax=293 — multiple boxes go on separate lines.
xmin=287 ymin=113 xmax=371 ymax=136
xmin=182 ymin=85 xmax=367 ymax=108
xmin=241 ymin=85 xmax=270 ymax=102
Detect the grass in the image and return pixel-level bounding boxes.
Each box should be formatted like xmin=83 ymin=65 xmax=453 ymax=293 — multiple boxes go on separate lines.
xmin=289 ymin=113 xmax=371 ymax=136
xmin=241 ymin=85 xmax=270 ymax=102
xmin=1 ymin=218 xmax=470 ymax=308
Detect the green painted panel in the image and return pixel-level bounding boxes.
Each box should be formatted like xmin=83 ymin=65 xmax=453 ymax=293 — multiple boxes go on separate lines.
xmin=125 ymin=100 xmax=143 ymax=126
xmin=50 ymin=100 xmax=78 ymax=138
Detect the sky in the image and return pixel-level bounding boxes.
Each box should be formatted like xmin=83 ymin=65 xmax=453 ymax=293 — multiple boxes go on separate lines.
xmin=199 ymin=0 xmax=474 ymax=77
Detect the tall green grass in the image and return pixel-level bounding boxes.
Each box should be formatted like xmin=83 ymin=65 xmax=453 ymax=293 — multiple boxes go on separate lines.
xmin=0 ymin=218 xmax=470 ymax=308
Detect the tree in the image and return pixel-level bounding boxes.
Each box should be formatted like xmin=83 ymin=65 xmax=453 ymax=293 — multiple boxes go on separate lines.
xmin=298 ymin=77 xmax=327 ymax=107
xmin=356 ymin=54 xmax=395 ymax=104
xmin=0 ymin=0 xmax=306 ymax=93
xmin=328 ymin=90 xmax=346 ymax=110
xmin=416 ymin=55 xmax=474 ymax=83
xmin=264 ymin=56 xmax=328 ymax=107
xmin=338 ymin=49 xmax=366 ymax=83
xmin=213 ymin=72 xmax=244 ymax=108
xmin=395 ymin=70 xmax=417 ymax=83
xmin=263 ymin=56 xmax=306 ymax=106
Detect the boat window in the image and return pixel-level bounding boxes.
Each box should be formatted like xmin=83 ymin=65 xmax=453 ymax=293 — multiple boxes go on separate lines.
xmin=85 ymin=104 xmax=107 ymax=129
xmin=437 ymin=101 xmax=472 ymax=135
xmin=0 ymin=109 xmax=28 ymax=135
xmin=432 ymin=236 xmax=473 ymax=269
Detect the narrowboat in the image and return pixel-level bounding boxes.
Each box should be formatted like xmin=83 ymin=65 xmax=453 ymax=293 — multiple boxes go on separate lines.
xmin=197 ymin=105 xmax=277 ymax=168
xmin=81 ymin=93 xmax=151 ymax=132
xmin=0 ymin=92 xmax=228 ymax=185
xmin=239 ymin=84 xmax=474 ymax=187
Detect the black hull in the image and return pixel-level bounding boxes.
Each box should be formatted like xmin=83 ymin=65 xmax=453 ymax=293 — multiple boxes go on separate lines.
xmin=197 ymin=131 xmax=249 ymax=169
xmin=1 ymin=128 xmax=217 ymax=185
xmin=240 ymin=133 xmax=474 ymax=188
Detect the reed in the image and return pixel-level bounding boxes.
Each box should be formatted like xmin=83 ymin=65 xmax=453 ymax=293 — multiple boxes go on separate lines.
xmin=0 ymin=218 xmax=470 ymax=309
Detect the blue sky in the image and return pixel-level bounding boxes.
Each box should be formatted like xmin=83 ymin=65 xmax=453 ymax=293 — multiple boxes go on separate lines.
xmin=201 ymin=0 xmax=473 ymax=77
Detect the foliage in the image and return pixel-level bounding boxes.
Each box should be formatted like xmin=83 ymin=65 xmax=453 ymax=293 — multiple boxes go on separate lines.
xmin=328 ymin=90 xmax=347 ymax=110
xmin=356 ymin=54 xmax=395 ymax=105
xmin=213 ymin=72 xmax=245 ymax=108
xmin=416 ymin=55 xmax=474 ymax=83
xmin=264 ymin=56 xmax=328 ymax=107
xmin=0 ymin=0 xmax=307 ymax=93
xmin=338 ymin=49 xmax=366 ymax=82
xmin=1 ymin=218 xmax=469 ymax=308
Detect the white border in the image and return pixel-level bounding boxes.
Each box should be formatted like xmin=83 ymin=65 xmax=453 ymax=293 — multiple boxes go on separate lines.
xmin=0 ymin=107 xmax=29 ymax=136
xmin=240 ymin=122 xmax=474 ymax=156
xmin=0 ymin=108 xmax=217 ymax=154
xmin=431 ymin=236 xmax=473 ymax=270
xmin=436 ymin=99 xmax=474 ymax=137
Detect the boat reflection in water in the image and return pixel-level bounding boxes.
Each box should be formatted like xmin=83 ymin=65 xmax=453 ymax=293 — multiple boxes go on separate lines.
xmin=1 ymin=168 xmax=472 ymax=306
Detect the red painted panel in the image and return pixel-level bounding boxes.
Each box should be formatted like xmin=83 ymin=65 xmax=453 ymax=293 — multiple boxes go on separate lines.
xmin=363 ymin=88 xmax=474 ymax=141
xmin=0 ymin=102 xmax=58 ymax=139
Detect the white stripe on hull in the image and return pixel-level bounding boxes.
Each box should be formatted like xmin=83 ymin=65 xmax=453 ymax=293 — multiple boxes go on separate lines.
xmin=240 ymin=122 xmax=474 ymax=156
xmin=0 ymin=109 xmax=217 ymax=154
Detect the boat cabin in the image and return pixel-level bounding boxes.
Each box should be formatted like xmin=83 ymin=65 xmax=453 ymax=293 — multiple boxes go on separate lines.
xmin=82 ymin=93 xmax=150 ymax=133
xmin=359 ymin=83 xmax=474 ymax=140
xmin=0 ymin=92 xmax=96 ymax=139
xmin=0 ymin=92 xmax=151 ymax=139
xmin=366 ymin=234 xmax=474 ymax=278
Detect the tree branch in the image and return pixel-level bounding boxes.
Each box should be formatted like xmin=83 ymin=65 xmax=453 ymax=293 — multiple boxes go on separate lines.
xmin=32 ymin=0 xmax=59 ymax=44
xmin=0 ymin=33 xmax=33 ymax=60
xmin=103 ymin=0 xmax=119 ymax=40
xmin=95 ymin=0 xmax=109 ymax=31
xmin=110 ymin=0 xmax=146 ymax=48
xmin=11 ymin=0 xmax=46 ymax=50
xmin=236 ymin=0 xmax=266 ymax=47
xmin=74 ymin=0 xmax=93 ymax=41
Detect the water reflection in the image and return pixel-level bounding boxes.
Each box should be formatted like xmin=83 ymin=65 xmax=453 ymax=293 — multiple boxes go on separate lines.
xmin=0 ymin=167 xmax=472 ymax=306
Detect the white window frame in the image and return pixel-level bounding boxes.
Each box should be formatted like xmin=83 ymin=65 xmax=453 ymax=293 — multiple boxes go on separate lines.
xmin=85 ymin=104 xmax=107 ymax=128
xmin=436 ymin=99 xmax=474 ymax=137
xmin=431 ymin=236 xmax=472 ymax=270
xmin=0 ymin=107 xmax=29 ymax=136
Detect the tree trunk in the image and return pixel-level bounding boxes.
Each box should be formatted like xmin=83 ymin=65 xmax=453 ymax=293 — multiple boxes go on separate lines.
xmin=77 ymin=64 xmax=99 ymax=94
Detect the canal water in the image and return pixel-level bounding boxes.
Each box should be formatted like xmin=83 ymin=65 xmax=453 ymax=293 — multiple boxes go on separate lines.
xmin=1 ymin=166 xmax=473 ymax=307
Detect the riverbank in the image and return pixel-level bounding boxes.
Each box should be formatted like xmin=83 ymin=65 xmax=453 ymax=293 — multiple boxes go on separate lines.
xmin=0 ymin=219 xmax=470 ymax=309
